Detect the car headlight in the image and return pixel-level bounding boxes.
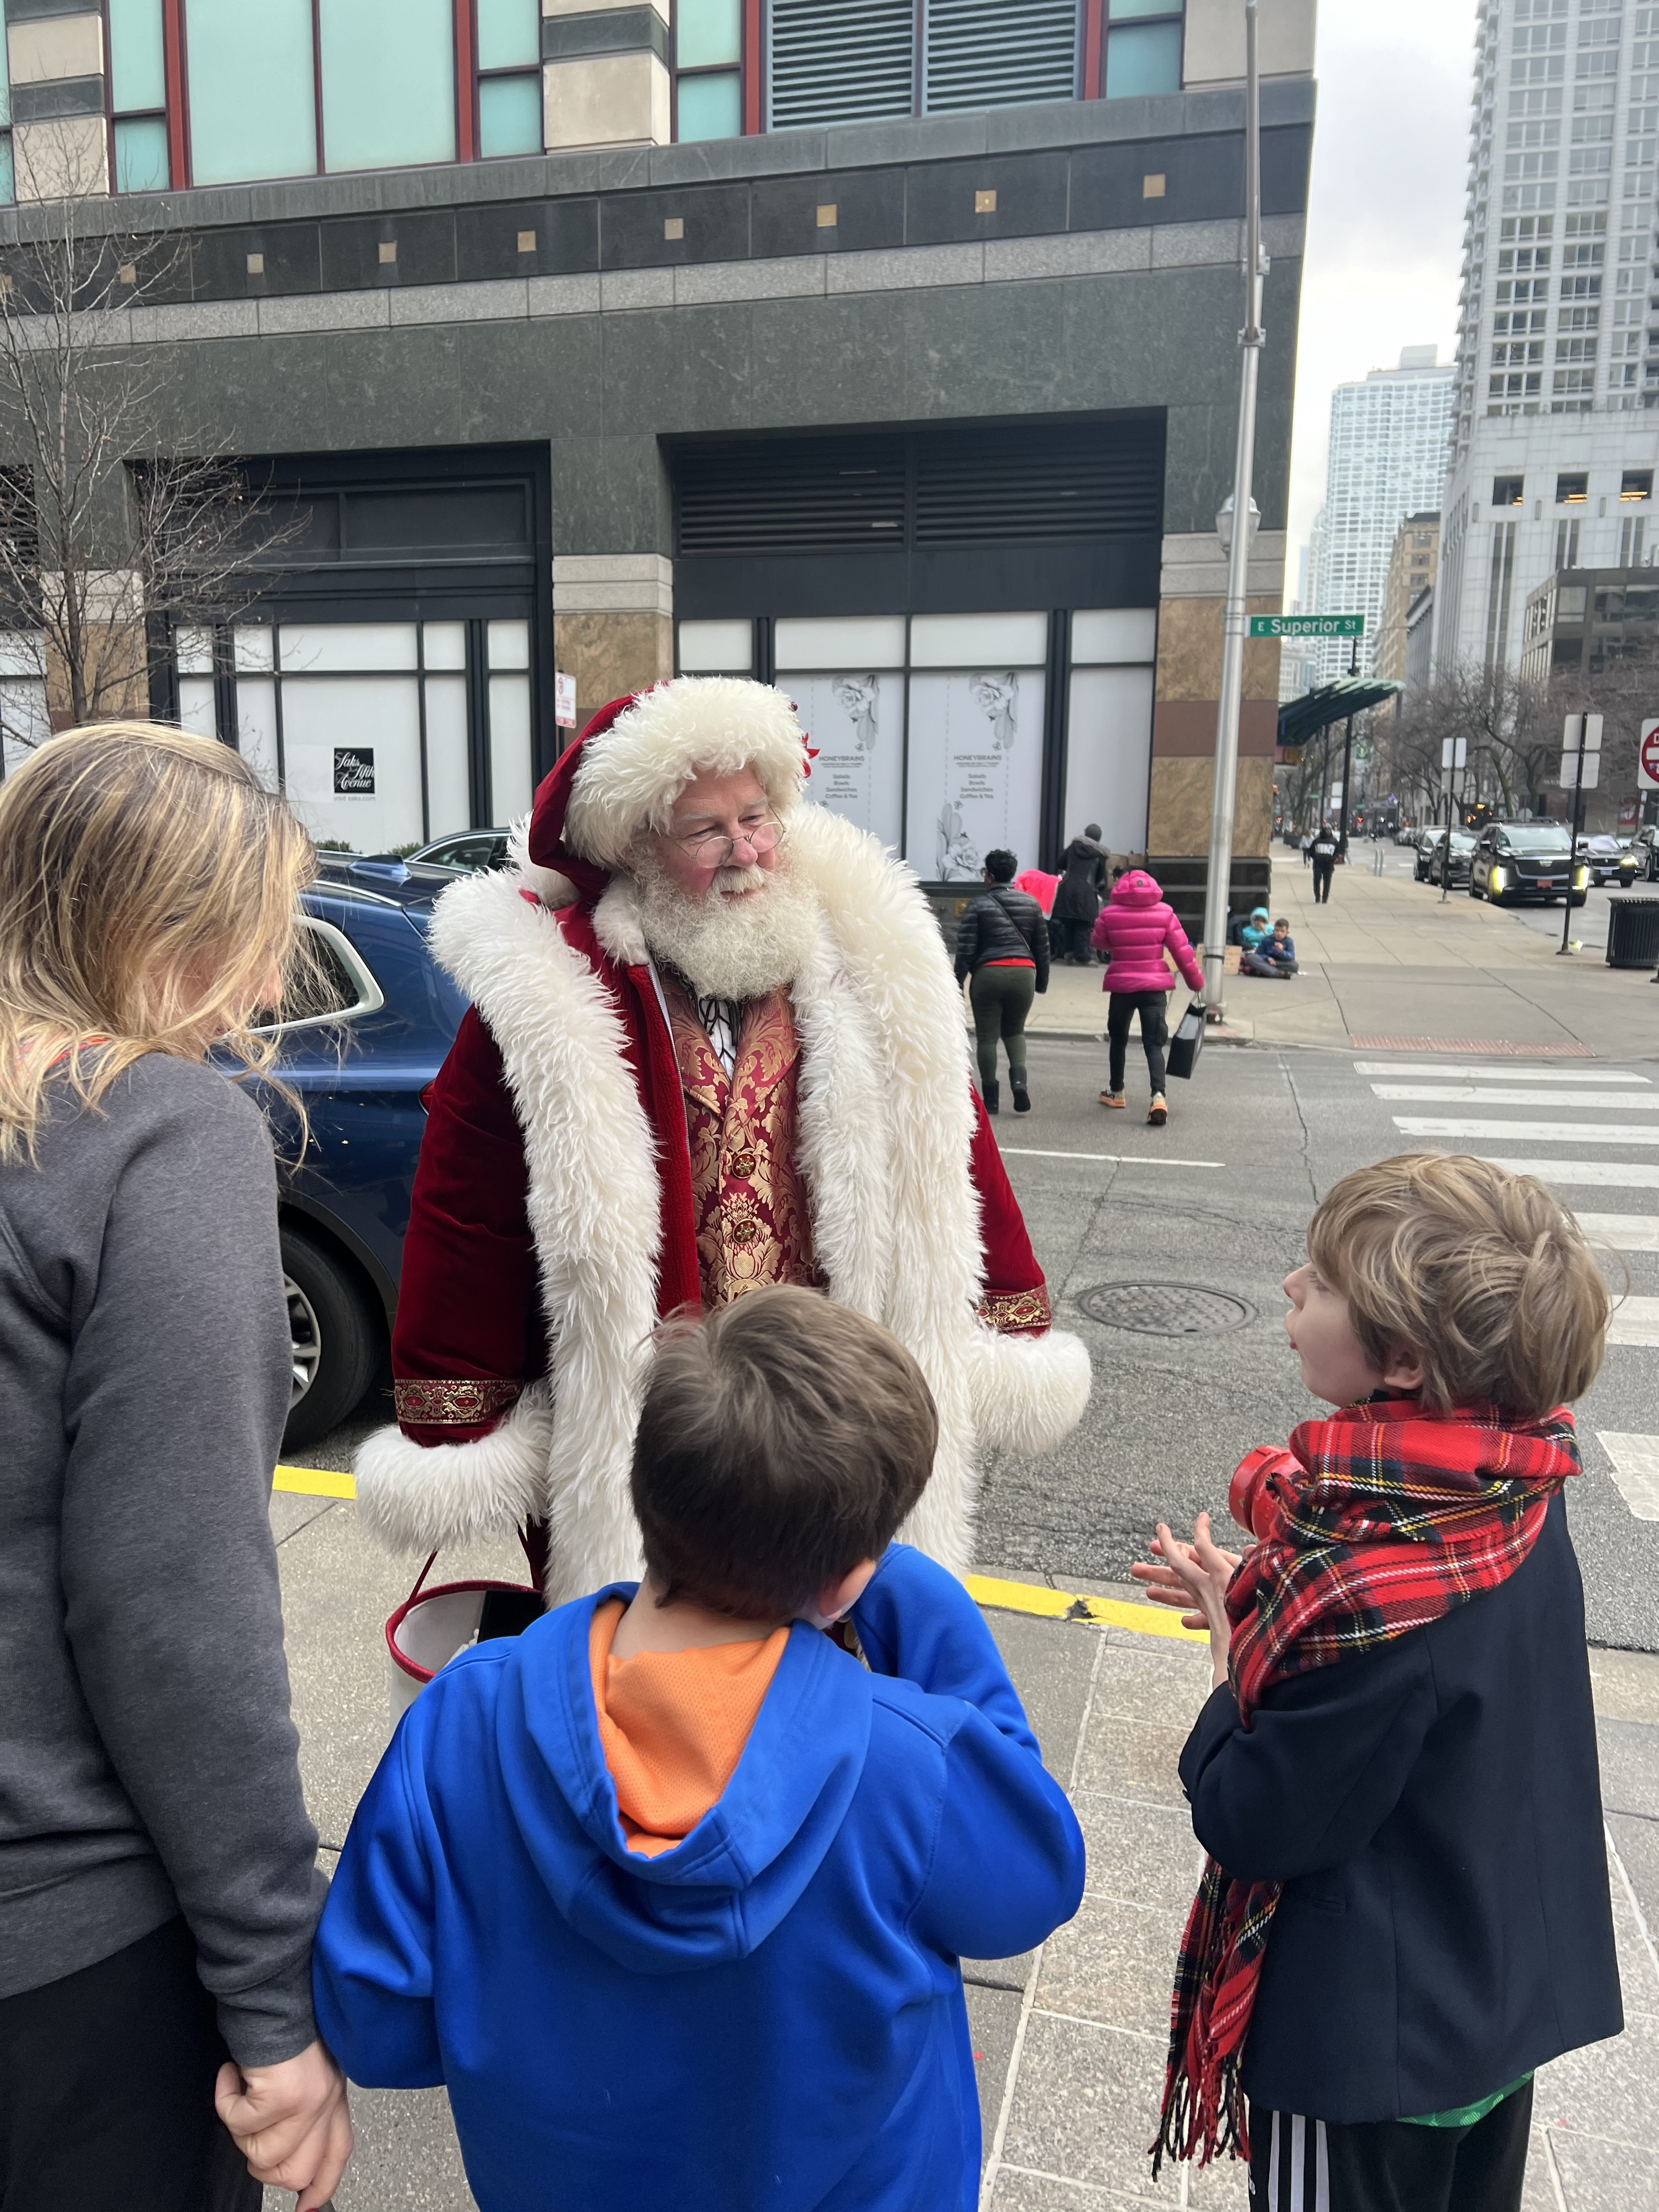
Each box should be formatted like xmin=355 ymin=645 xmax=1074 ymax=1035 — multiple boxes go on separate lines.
xmin=1494 ymin=864 xmax=1514 ymax=885
xmin=1573 ymin=864 xmax=1589 ymax=889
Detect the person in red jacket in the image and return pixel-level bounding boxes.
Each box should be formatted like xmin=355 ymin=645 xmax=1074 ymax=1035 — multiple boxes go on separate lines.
xmin=355 ymin=676 xmax=1091 ymax=1601
xmin=1089 ymin=868 xmax=1204 ymax=1127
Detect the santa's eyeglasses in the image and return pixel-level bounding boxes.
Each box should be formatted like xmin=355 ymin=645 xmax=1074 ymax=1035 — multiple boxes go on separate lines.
xmin=670 ymin=811 xmax=785 ymax=867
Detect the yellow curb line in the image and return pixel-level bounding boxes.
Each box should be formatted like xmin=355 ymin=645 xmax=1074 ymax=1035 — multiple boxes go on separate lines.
xmin=273 ymin=1468 xmax=1207 ymax=1645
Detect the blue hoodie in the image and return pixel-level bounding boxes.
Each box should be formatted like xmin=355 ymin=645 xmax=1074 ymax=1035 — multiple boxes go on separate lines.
xmin=314 ymin=1544 xmax=1085 ymax=2212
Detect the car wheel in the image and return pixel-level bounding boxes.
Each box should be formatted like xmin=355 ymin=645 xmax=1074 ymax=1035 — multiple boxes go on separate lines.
xmin=280 ymin=1223 xmax=382 ymax=1451
xmin=1469 ymin=873 xmax=1482 ymax=898
xmin=1569 ymin=893 xmax=1588 ymax=909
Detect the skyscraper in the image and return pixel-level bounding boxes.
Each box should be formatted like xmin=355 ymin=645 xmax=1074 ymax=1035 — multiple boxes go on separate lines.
xmin=1435 ymin=0 xmax=1659 ymax=678
xmin=1307 ymin=350 xmax=1455 ymax=684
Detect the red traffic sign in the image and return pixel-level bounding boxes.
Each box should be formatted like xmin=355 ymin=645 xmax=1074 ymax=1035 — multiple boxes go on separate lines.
xmin=1642 ymin=718 xmax=1659 ymax=791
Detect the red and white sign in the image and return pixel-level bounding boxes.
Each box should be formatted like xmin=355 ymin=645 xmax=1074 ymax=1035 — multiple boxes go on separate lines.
xmin=1620 ymin=795 xmax=1641 ymax=830
xmin=554 ymin=670 xmax=577 ymax=730
xmin=1640 ymin=717 xmax=1659 ymax=790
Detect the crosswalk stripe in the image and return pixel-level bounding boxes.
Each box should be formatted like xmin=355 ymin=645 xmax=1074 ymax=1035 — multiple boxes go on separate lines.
xmin=1476 ymin=1159 xmax=1659 ymax=1187
xmin=1609 ymin=1297 xmax=1659 ymax=1348
xmin=1598 ymin=1433 xmax=1659 ymax=1517
xmin=1573 ymin=1213 xmax=1659 ymax=1251
xmin=1396 ymin=1119 xmax=1659 ymax=1145
xmin=1353 ymin=1063 xmax=1648 ymax=1083
xmin=1373 ymin=1086 xmax=1659 ymax=1108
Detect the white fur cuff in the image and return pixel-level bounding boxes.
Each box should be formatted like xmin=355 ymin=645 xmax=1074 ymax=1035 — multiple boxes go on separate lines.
xmin=353 ymin=1390 xmax=552 ymax=1552
xmin=967 ymin=1326 xmax=1093 ymax=1457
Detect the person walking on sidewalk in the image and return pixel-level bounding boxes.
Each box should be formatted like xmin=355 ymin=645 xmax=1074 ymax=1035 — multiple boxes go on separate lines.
xmin=1090 ymin=868 xmax=1204 ymax=1128
xmin=955 ymin=848 xmax=1049 ymax=1114
xmin=1136 ymin=1154 xmax=1621 ymax=2212
xmin=1051 ymin=823 xmax=1109 ymax=964
xmin=1310 ymin=822 xmax=1340 ymax=904
xmin=0 ymin=725 xmax=353 ymax=2212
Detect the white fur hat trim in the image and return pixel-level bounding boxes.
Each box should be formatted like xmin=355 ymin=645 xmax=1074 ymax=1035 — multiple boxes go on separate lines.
xmin=562 ymin=676 xmax=807 ymax=872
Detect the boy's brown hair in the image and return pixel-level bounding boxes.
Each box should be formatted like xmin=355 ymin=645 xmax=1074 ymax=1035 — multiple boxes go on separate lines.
xmin=630 ymin=1285 xmax=937 ymax=1619
xmin=1307 ymin=1152 xmax=1610 ymax=1416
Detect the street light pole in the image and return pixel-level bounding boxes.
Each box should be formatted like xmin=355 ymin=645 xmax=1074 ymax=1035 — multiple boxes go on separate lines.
xmin=1199 ymin=0 xmax=1265 ymax=1020
xmin=1335 ymin=634 xmax=1358 ymax=855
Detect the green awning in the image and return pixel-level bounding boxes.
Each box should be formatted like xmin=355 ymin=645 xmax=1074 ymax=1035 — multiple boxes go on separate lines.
xmin=1277 ymin=680 xmax=1401 ymax=750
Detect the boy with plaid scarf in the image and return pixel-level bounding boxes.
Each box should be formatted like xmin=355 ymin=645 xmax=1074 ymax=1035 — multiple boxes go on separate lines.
xmin=1138 ymin=1154 xmax=1623 ymax=2212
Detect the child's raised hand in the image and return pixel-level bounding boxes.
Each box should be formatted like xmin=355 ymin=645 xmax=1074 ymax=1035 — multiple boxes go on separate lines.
xmin=1131 ymin=1515 xmax=1240 ymax=1688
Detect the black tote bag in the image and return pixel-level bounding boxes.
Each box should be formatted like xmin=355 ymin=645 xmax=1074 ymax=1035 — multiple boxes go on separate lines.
xmin=1166 ymin=998 xmax=1206 ymax=1081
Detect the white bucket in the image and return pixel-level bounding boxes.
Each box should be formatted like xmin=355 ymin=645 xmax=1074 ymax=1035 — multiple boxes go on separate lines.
xmin=385 ymin=1572 xmax=541 ymax=1725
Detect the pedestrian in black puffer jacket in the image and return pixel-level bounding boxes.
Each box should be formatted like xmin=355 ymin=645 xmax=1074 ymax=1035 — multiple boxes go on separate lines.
xmin=955 ymin=849 xmax=1048 ymax=1115
xmin=1051 ymin=824 xmax=1109 ymax=964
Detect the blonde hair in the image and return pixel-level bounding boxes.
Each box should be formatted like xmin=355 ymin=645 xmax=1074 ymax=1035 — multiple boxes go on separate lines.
xmin=0 ymin=721 xmax=315 ymax=1162
xmin=1307 ymin=1153 xmax=1610 ymax=1416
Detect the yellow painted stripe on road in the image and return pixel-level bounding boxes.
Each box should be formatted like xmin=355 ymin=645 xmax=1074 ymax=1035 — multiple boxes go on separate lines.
xmin=964 ymin=1573 xmax=1209 ymax=1643
xmin=272 ymin=1469 xmax=1207 ymax=1643
xmin=273 ymin=1463 xmax=356 ymax=1499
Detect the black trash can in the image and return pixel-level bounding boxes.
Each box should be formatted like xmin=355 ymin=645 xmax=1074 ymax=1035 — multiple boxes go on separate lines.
xmin=1605 ymin=897 xmax=1659 ymax=969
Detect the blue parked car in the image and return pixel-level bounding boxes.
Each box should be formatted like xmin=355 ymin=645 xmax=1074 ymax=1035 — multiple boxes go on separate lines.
xmin=253 ymin=856 xmax=468 ymax=1449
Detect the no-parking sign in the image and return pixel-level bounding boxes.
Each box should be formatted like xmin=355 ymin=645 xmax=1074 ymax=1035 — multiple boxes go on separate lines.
xmin=1641 ymin=717 xmax=1659 ymax=790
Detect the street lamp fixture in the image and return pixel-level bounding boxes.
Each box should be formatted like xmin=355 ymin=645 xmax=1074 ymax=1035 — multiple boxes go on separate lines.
xmin=1215 ymin=495 xmax=1260 ymax=559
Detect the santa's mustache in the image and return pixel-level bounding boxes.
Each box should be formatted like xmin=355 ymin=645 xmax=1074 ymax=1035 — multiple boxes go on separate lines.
xmin=707 ymin=862 xmax=768 ymax=899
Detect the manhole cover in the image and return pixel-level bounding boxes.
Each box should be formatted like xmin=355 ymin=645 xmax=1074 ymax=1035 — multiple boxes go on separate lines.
xmin=1075 ymin=1282 xmax=1255 ymax=1337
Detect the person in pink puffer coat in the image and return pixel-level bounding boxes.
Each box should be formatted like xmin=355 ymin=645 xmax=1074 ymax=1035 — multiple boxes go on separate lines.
xmin=1088 ymin=868 xmax=1204 ymax=1126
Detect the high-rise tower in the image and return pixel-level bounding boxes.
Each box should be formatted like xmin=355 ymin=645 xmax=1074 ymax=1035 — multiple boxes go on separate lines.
xmin=1436 ymin=0 xmax=1659 ymax=677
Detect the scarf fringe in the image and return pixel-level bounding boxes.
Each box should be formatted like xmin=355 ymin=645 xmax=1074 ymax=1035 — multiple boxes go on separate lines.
xmin=1150 ymin=2047 xmax=1249 ymax=2178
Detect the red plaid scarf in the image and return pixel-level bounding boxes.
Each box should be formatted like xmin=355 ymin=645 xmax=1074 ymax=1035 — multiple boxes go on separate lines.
xmin=1151 ymin=1397 xmax=1580 ymax=2176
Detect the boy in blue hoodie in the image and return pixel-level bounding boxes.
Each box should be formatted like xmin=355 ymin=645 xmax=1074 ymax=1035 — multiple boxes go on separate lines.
xmin=314 ymin=1286 xmax=1086 ymax=2212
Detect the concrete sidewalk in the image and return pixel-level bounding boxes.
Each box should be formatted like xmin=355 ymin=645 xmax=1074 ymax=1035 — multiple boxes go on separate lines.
xmin=265 ymin=1466 xmax=1659 ymax=2212
xmin=1016 ymin=853 xmax=1658 ymax=1059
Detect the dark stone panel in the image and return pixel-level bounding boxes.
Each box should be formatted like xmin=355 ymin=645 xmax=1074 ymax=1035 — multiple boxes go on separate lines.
xmin=748 ymin=290 xmax=909 ymax=429
xmin=319 ymin=209 xmax=458 ymax=291
xmin=902 ymin=280 xmax=1073 ymax=421
xmin=749 ymin=166 xmax=905 ymax=259
xmin=1161 ymin=404 xmax=1232 ymax=539
xmin=321 ymin=325 xmax=462 ymax=446
xmin=1261 ymin=124 xmax=1313 ymax=218
xmin=675 ymin=547 xmax=912 ymax=619
xmin=599 ymin=301 xmax=752 ymax=435
xmin=1069 ymin=133 xmax=1240 ymax=233
xmin=190 ymin=222 xmax=323 ymax=300
xmin=12 ymin=74 xmax=103 ymax=121
xmin=549 ymin=433 xmax=671 ymax=554
xmin=910 ymin=537 xmax=1159 ymax=612
xmin=542 ymin=6 xmax=666 ymax=60
xmin=903 ymin=150 xmax=1070 ymax=247
xmin=455 ymin=314 xmax=603 ymax=442
xmin=150 ymin=334 xmax=336 ymax=456
xmin=597 ymin=181 xmax=750 ymax=269
xmin=455 ymin=197 xmax=599 ymax=279
xmin=1056 ymin=265 xmax=1239 ymax=416
xmin=648 ymin=128 xmax=827 ymax=186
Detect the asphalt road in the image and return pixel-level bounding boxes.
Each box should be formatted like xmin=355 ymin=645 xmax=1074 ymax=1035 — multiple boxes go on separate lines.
xmin=977 ymin=1030 xmax=1659 ymax=1654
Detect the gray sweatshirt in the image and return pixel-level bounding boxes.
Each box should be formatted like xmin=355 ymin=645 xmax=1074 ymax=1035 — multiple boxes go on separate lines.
xmin=0 ymin=1052 xmax=325 ymax=2065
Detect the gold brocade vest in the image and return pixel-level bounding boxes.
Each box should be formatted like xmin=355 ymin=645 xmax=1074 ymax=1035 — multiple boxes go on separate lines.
xmin=662 ymin=980 xmax=822 ymax=1310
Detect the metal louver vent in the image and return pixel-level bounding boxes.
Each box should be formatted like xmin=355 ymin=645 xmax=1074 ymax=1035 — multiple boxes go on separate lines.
xmin=767 ymin=0 xmax=915 ymax=131
xmin=675 ymin=440 xmax=909 ymax=555
xmin=922 ymin=0 xmax=1080 ymax=112
xmin=914 ymin=428 xmax=1162 ymax=542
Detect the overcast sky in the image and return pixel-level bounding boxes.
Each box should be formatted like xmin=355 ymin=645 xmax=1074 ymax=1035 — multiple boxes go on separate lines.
xmin=1282 ymin=0 xmax=1480 ymax=591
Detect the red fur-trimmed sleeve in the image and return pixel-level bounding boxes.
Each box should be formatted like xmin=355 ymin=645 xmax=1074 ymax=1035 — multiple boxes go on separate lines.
xmin=390 ymin=1008 xmax=544 ymax=1446
xmin=968 ymin=1091 xmax=1052 ymax=1335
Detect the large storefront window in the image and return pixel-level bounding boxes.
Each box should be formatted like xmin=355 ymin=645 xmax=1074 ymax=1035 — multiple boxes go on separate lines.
xmin=677 ymin=605 xmax=1155 ymax=875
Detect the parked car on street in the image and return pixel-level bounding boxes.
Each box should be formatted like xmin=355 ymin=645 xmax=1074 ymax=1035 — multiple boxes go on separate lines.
xmin=241 ymin=856 xmax=468 ymax=1449
xmin=405 ymin=828 xmax=510 ymax=873
xmin=1469 ymin=821 xmax=1587 ymax=907
xmin=1631 ymin=822 xmax=1659 ymax=881
xmin=1395 ymin=824 xmax=1419 ymax=846
xmin=1576 ymin=834 xmax=1630 ymax=887
xmin=1417 ymin=828 xmax=1475 ymax=885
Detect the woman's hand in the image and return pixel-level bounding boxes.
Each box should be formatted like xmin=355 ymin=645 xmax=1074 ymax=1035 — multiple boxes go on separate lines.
xmin=215 ymin=2039 xmax=353 ymax=2211
xmin=1131 ymin=1514 xmax=1240 ymax=1688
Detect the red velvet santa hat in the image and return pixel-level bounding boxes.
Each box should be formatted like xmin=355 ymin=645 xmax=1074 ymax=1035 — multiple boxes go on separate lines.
xmin=528 ymin=677 xmax=807 ymax=895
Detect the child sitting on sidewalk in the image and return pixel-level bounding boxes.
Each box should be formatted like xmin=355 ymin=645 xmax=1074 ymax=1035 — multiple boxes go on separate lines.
xmin=1136 ymin=1154 xmax=1621 ymax=2212
xmin=312 ymin=1287 xmax=1085 ymax=2212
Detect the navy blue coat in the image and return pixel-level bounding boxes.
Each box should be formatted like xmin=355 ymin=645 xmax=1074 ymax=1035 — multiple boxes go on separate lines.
xmin=1179 ymin=1493 xmax=1622 ymax=2124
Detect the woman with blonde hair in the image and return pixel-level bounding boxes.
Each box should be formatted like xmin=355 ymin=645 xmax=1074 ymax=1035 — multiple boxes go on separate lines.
xmin=0 ymin=724 xmax=351 ymax=2211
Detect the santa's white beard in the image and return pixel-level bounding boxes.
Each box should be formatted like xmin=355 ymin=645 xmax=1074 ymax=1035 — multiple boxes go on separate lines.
xmin=633 ymin=846 xmax=819 ymax=1000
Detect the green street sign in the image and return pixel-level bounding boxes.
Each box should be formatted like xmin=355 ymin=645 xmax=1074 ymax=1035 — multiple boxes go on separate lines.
xmin=1248 ymin=614 xmax=1366 ymax=638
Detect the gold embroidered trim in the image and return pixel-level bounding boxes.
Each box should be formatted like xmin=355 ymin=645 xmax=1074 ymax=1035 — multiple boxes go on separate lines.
xmin=394 ymin=1377 xmax=523 ymax=1427
xmin=977 ymin=1285 xmax=1052 ymax=1334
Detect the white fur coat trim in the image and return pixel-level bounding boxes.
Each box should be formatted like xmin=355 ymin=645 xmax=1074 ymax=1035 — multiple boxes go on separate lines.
xmin=354 ymin=805 xmax=1091 ymax=1595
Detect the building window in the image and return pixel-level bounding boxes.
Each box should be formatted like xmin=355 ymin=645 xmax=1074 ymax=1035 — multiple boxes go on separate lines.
xmin=107 ymin=0 xmax=169 ymax=193
xmin=1622 ymin=467 xmax=1653 ymax=498
xmin=476 ymin=0 xmax=543 ymax=157
xmin=1555 ymin=517 xmax=1582 ymax=566
xmin=1556 ymin=470 xmax=1590 ymax=500
xmin=1621 ymin=513 xmax=1647 ymax=562
xmin=676 ymin=0 xmax=743 ymax=143
xmin=1493 ymin=474 xmax=1526 ymax=504
xmin=1104 ymin=0 xmax=1184 ymax=98
xmin=124 ymin=0 xmax=545 ymax=191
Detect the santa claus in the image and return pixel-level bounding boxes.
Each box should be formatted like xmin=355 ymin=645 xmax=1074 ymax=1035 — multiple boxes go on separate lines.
xmin=357 ymin=676 xmax=1091 ymax=1600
